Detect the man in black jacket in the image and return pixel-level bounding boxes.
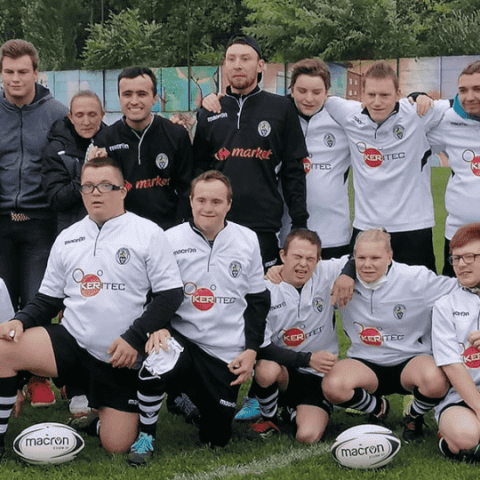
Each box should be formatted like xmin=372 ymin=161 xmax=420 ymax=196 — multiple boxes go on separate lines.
xmin=43 ymin=90 xmax=106 ymax=234
xmin=193 ymin=35 xmax=309 ymax=270
xmin=93 ymin=67 xmax=193 ymax=230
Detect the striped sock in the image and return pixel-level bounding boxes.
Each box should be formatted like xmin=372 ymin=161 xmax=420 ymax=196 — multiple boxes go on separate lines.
xmin=0 ymin=376 xmax=18 ymax=445
xmin=137 ymin=366 xmax=165 ymax=438
xmin=256 ymin=384 xmax=279 ymax=420
xmin=339 ymin=388 xmax=378 ymax=414
xmin=408 ymin=387 xmax=442 ymax=417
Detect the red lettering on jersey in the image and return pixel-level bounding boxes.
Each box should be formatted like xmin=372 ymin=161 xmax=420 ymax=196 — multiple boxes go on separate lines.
xmin=303 ymin=158 xmax=312 ymax=175
xmin=463 ymin=345 xmax=480 ymax=369
xmin=191 ymin=287 xmax=215 ymax=311
xmin=355 ymin=322 xmax=383 ymax=346
xmin=471 ymin=160 xmax=480 ymax=177
xmin=364 ymin=148 xmax=383 ymax=168
xmin=283 ymin=327 xmax=306 ymax=347
xmin=80 ymin=274 xmax=102 ymax=297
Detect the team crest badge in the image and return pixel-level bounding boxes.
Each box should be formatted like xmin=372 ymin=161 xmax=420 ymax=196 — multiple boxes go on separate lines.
xmin=116 ymin=248 xmax=130 ymax=265
xmin=155 ymin=153 xmax=169 ymax=169
xmin=393 ymin=125 xmax=405 ymax=140
xmin=230 ymin=261 xmax=242 ymax=278
xmin=312 ymin=297 xmax=324 ymax=313
xmin=393 ymin=304 xmax=406 ymax=320
xmin=324 ymin=133 xmax=336 ymax=148
xmin=258 ymin=121 xmax=271 ymax=137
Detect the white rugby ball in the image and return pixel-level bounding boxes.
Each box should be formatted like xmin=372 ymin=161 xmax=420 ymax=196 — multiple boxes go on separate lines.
xmin=331 ymin=424 xmax=401 ymax=469
xmin=13 ymin=422 xmax=84 ymax=465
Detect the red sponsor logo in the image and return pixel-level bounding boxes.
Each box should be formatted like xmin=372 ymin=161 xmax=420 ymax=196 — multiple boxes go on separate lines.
xmin=364 ymin=148 xmax=383 ymax=168
xmin=355 ymin=322 xmax=383 ymax=346
xmin=135 ymin=176 xmax=170 ymax=189
xmin=303 ymin=158 xmax=312 ymax=175
xmin=471 ymin=160 xmax=480 ymax=177
xmin=125 ymin=180 xmax=133 ymax=191
xmin=463 ymin=344 xmax=480 ymax=369
xmin=283 ymin=327 xmax=306 ymax=347
xmin=191 ymin=287 xmax=215 ymax=311
xmin=80 ymin=273 xmax=102 ymax=297
xmin=215 ymin=148 xmax=231 ymax=161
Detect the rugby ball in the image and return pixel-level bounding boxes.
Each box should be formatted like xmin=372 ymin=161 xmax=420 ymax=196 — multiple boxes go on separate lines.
xmin=331 ymin=424 xmax=401 ymax=469
xmin=13 ymin=422 xmax=84 ymax=465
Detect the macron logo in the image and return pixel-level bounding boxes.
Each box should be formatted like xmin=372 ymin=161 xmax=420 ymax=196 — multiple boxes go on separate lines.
xmin=207 ymin=112 xmax=228 ymax=123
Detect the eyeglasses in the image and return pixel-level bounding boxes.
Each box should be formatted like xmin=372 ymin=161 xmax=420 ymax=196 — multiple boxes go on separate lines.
xmin=448 ymin=253 xmax=480 ymax=266
xmin=80 ymin=183 xmax=122 ymax=194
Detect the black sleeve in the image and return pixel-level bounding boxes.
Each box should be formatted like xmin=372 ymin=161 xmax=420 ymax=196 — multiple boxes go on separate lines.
xmin=340 ymin=255 xmax=356 ymax=279
xmin=121 ymin=287 xmax=183 ymax=352
xmin=259 ymin=343 xmax=312 ymax=369
xmin=244 ymin=289 xmax=271 ymax=351
xmin=280 ymin=102 xmax=309 ymax=229
xmin=171 ymin=128 xmax=193 ymax=222
xmin=192 ymin=109 xmax=215 ymax=177
xmin=14 ymin=293 xmax=65 ymax=330
xmin=42 ymin=141 xmax=83 ymax=212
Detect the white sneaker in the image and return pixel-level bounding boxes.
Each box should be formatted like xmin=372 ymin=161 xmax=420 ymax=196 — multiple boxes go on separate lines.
xmin=69 ymin=395 xmax=92 ymax=416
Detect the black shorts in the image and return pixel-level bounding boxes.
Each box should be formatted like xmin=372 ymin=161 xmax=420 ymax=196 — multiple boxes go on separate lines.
xmin=44 ymin=324 xmax=139 ymax=413
xmin=164 ymin=330 xmax=241 ymax=446
xmin=352 ymin=357 xmax=413 ymax=397
xmin=437 ymin=400 xmax=468 ymax=420
xmin=282 ymin=368 xmax=332 ymax=415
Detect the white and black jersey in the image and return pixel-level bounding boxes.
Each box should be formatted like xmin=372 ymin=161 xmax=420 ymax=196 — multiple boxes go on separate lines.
xmin=261 ymin=256 xmax=348 ymax=376
xmin=166 ymin=221 xmax=268 ymax=364
xmin=324 ymin=97 xmax=449 ymax=232
xmin=340 ymin=261 xmax=457 ymax=366
xmin=432 ymin=286 xmax=480 ymax=416
xmin=32 ymin=212 xmax=183 ymax=363
xmin=427 ymin=103 xmax=480 ymax=240
xmin=282 ymin=107 xmax=351 ymax=249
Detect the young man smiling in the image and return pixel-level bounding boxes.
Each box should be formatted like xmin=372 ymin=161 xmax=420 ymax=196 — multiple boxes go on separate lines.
xmin=324 ymin=61 xmax=449 ymax=271
xmin=94 ymin=67 xmax=192 ymax=230
xmin=433 ymin=223 xmax=480 ymax=461
xmin=426 ymin=61 xmax=480 ymax=276
xmin=128 ymin=170 xmax=270 ymax=465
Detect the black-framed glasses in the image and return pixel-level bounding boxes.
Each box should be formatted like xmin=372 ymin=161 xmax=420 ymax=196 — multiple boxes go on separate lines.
xmin=80 ymin=183 xmax=122 ymax=194
xmin=448 ymin=253 xmax=480 ymax=266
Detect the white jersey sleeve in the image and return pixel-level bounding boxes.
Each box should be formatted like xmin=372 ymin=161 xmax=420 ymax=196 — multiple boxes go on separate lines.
xmin=0 ymin=278 xmax=14 ymax=323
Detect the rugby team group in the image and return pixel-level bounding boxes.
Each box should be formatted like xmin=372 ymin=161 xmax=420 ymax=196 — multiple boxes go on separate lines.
xmin=0 ymin=33 xmax=479 ymax=466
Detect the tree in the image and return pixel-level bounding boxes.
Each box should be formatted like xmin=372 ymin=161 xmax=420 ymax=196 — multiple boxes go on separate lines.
xmin=82 ymin=8 xmax=165 ymax=69
xmin=21 ymin=0 xmax=85 ymax=70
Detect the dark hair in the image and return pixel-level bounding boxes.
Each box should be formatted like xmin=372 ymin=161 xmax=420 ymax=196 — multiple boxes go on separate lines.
xmin=70 ymin=90 xmax=104 ymax=113
xmin=117 ymin=67 xmax=157 ymax=96
xmin=290 ymin=58 xmax=331 ymax=91
xmin=81 ymin=157 xmax=124 ymax=183
xmin=450 ymin=223 xmax=480 ymax=252
xmin=363 ymin=61 xmax=399 ymax=91
xmin=0 ymin=39 xmax=39 ymax=71
xmin=190 ymin=170 xmax=232 ymax=203
xmin=460 ymin=60 xmax=480 ymax=77
xmin=283 ymin=229 xmax=322 ymax=259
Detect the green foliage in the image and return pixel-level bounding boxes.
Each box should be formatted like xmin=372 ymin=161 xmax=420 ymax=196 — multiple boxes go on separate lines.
xmin=82 ymin=8 xmax=165 ymax=70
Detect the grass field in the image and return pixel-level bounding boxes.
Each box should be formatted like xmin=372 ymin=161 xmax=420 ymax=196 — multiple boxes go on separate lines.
xmin=3 ymin=167 xmax=477 ymax=479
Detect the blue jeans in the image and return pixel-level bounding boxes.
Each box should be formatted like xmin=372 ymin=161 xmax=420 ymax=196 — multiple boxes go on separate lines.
xmin=0 ymin=216 xmax=55 ymax=309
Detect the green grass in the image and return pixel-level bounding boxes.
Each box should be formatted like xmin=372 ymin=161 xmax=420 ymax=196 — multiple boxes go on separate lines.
xmin=3 ymin=167 xmax=473 ymax=479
